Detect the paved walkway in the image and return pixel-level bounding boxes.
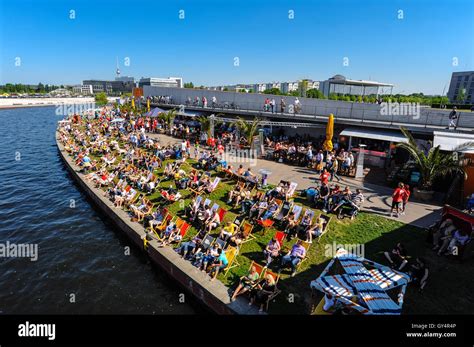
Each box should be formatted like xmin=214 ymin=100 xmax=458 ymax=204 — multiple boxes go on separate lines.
xmin=151 ymin=133 xmax=442 ymax=228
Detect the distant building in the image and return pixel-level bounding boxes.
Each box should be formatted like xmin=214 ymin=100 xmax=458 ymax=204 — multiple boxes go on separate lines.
xmin=72 ymin=84 xmax=93 ymax=95
xmin=447 ymin=71 xmax=474 ymax=104
xmin=138 ymin=77 xmax=183 ymax=88
xmin=280 ymin=81 xmax=299 ymax=94
xmin=82 ymin=79 xmax=134 ymax=94
xmin=319 ymin=75 xmax=393 ymax=97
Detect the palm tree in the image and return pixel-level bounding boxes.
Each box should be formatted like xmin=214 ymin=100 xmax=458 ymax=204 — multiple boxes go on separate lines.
xmin=159 ymin=109 xmax=177 ymax=132
xmin=233 ymin=117 xmax=261 ymax=149
xmin=196 ymin=113 xmax=223 ymax=137
xmin=397 ymin=127 xmax=472 ymax=190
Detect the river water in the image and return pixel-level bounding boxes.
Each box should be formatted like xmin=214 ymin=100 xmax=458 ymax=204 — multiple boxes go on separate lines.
xmin=0 ymin=106 xmax=196 ymax=314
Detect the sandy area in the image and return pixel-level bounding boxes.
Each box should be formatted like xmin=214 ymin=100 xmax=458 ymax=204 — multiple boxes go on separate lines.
xmin=0 ymin=97 xmax=106 ymax=109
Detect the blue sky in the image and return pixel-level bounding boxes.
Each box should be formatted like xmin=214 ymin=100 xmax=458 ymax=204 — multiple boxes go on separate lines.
xmin=0 ymin=0 xmax=473 ymax=94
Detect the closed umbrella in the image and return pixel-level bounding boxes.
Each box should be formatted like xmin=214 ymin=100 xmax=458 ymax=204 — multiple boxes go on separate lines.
xmin=322 ymin=113 xmax=334 ymax=152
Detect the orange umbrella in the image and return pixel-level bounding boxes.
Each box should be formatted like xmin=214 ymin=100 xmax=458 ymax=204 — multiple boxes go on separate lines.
xmin=322 ymin=114 xmax=334 ymax=151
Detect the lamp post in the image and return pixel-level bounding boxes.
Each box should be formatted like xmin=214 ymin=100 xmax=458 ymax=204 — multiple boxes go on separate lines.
xmin=209 ymin=114 xmax=215 ymax=138
xmin=355 ymin=144 xmax=367 ymax=179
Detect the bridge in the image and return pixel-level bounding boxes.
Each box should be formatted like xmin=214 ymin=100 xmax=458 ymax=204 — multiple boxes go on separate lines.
xmin=143 ymin=86 xmax=474 ymax=134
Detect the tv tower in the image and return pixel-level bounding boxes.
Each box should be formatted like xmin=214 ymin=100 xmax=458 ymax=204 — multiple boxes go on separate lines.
xmin=116 ymin=57 xmax=121 ymax=78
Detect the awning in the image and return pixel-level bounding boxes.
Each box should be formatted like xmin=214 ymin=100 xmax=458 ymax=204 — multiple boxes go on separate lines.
xmin=339 ymin=127 xmax=408 ymax=143
xmin=433 ymin=131 xmax=474 ymax=153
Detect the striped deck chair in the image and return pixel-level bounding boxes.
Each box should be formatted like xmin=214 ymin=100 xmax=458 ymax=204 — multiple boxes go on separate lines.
xmin=206 ymin=177 xmax=221 ymax=193
xmin=224 ymin=246 xmax=240 ymax=276
xmin=291 ymin=205 xmax=303 ymax=221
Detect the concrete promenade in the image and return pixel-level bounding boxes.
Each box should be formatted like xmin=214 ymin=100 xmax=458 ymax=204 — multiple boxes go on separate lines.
xmin=152 ymin=133 xmax=442 ymax=228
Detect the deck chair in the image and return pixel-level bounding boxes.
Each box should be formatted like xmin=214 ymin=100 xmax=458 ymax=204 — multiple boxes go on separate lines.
xmin=248 ymin=260 xmax=266 ymax=280
xmin=217 ymin=207 xmax=227 ymax=222
xmin=215 ymin=237 xmax=227 ymax=251
xmin=260 ymin=269 xmax=281 ymax=311
xmin=256 ymin=218 xmax=275 ymax=232
xmin=232 ymin=214 xmax=246 ymax=228
xmin=224 ymin=246 xmax=240 ymax=276
xmin=316 ymin=214 xmax=332 ymax=242
xmin=153 ymin=214 xmax=174 ymax=236
xmin=240 ymin=221 xmax=255 ymax=243
xmin=275 ymin=231 xmax=286 ymax=246
xmin=289 ymin=205 xmax=303 ymax=225
xmin=274 ymin=200 xmax=293 ymax=225
xmin=206 ymin=177 xmax=221 ymax=193
xmin=286 ymin=182 xmax=298 ymax=199
xmin=201 ymin=234 xmax=216 ymax=251
xmin=295 ymin=241 xmax=311 ymax=269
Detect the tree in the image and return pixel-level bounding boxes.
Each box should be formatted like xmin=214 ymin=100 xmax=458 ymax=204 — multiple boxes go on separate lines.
xmin=233 ymin=117 xmax=261 ymax=149
xmin=223 ymin=87 xmax=229 ymax=91
xmin=456 ymin=88 xmax=466 ymax=104
xmin=306 ymin=88 xmax=325 ymax=99
xmin=396 ymin=127 xmax=471 ymax=191
xmin=263 ymin=88 xmax=281 ymax=95
xmin=184 ymin=82 xmax=194 ymax=88
xmin=95 ymin=92 xmax=108 ymax=106
xmin=159 ymin=109 xmax=177 ymax=132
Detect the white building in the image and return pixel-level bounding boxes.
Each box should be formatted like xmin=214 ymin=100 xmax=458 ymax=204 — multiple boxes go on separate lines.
xmin=281 ymin=81 xmax=299 ymax=94
xmin=72 ymin=84 xmax=93 ymax=95
xmin=138 ymin=77 xmax=183 ymax=88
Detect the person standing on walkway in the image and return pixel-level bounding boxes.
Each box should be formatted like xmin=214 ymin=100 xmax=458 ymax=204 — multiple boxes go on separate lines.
xmin=280 ymin=98 xmax=286 ymax=113
xmin=320 ymin=168 xmax=330 ymax=185
xmin=448 ymin=106 xmax=458 ymax=130
xmin=390 ymin=182 xmax=406 ymax=217
xmin=401 ymin=184 xmax=410 ymax=215
xmin=294 ymin=98 xmax=301 ymax=114
xmin=330 ymin=157 xmax=341 ymax=182
xmin=270 ymin=98 xmax=276 ymax=113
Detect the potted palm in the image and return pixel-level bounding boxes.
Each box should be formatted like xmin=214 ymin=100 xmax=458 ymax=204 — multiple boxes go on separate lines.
xmin=396 ymin=127 xmax=470 ymax=202
xmin=232 ymin=117 xmax=261 ymax=150
xmin=159 ymin=109 xmax=177 ymax=134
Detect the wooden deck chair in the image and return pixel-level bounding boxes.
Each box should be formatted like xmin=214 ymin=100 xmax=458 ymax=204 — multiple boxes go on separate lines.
xmin=260 ymin=269 xmax=281 ymax=311
xmin=217 ymin=207 xmax=227 ymax=222
xmin=286 ymin=182 xmax=298 ymax=199
xmin=223 ymin=246 xmax=240 ymax=276
xmin=215 ymin=237 xmax=227 ymax=251
xmin=175 ymin=217 xmax=185 ymax=230
xmin=207 ymin=177 xmax=221 ymax=193
xmin=154 ymin=214 xmax=174 ymax=235
xmin=248 ymin=260 xmax=266 ymax=280
xmin=275 ymin=231 xmax=286 ymax=246
xmin=210 ymin=203 xmax=220 ymax=213
xmin=296 ymin=241 xmax=312 ymax=269
xmin=201 ymin=234 xmax=215 ymax=251
xmin=256 ymin=218 xmax=274 ymax=231
xmin=274 ymin=200 xmax=293 ymax=224
xmin=240 ymin=221 xmax=255 ymax=243
xmin=316 ymin=214 xmax=332 ymax=242
xmin=291 ymin=205 xmax=303 ymax=221
xmin=232 ymin=214 xmax=246 ymax=228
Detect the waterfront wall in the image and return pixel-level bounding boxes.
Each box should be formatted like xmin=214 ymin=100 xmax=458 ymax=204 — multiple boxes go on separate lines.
xmin=56 ymin=133 xmax=259 ymax=315
xmin=143 ymin=86 xmax=473 ymax=130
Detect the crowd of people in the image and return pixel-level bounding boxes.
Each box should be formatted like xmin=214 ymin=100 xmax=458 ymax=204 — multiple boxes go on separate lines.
xmin=57 ymin=102 xmax=443 ymax=314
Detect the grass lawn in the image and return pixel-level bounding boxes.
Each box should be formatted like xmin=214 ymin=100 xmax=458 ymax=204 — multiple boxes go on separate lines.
xmin=84 ymin=136 xmax=473 ymax=315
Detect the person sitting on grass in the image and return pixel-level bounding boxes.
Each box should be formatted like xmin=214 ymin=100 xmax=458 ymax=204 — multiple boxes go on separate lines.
xmin=306 ymin=217 xmax=325 ymax=243
xmin=219 ymin=221 xmax=237 ymax=241
xmin=249 ymin=274 xmax=276 ymax=313
xmin=407 ymin=257 xmax=429 ymax=293
xmin=231 ymin=266 xmax=260 ymax=301
xmin=383 ymin=243 xmax=408 ymax=271
xmin=263 ymin=237 xmax=281 ymax=267
xmin=208 ymin=248 xmax=228 ymax=281
xmin=278 ymin=239 xmax=306 ymax=277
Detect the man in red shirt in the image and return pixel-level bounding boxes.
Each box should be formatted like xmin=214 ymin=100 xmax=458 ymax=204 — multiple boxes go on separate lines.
xmin=320 ymin=168 xmax=330 ymax=185
xmin=390 ymin=182 xmax=406 ymax=217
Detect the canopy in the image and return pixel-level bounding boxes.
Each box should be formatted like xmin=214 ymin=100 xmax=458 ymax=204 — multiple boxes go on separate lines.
xmin=310 ymin=248 xmax=410 ymax=315
xmin=433 ymin=131 xmax=474 ymax=153
xmin=145 ymin=107 xmax=166 ymax=118
xmin=322 ymin=114 xmax=334 ymax=151
xmin=340 ymin=127 xmax=408 ymax=143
